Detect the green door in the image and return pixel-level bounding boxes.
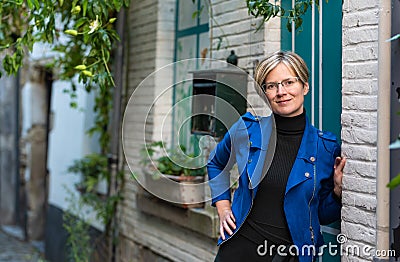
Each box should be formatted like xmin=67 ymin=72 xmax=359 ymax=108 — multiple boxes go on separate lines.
xmin=281 ymin=1 xmax=343 ymax=261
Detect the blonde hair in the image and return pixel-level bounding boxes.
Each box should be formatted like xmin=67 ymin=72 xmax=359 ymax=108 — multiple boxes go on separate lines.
xmin=254 ymin=51 xmax=309 ymax=95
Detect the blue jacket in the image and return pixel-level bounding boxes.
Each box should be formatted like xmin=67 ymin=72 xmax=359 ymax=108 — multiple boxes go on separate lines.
xmin=207 ymin=112 xmax=341 ymax=262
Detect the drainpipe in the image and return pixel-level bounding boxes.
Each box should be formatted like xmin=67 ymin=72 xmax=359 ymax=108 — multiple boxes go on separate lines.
xmin=376 ymin=0 xmax=391 ymax=260
xmin=108 ymin=6 xmax=126 ymax=262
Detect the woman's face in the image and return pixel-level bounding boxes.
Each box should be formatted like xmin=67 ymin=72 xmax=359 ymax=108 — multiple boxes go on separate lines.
xmin=264 ymin=63 xmax=309 ymax=117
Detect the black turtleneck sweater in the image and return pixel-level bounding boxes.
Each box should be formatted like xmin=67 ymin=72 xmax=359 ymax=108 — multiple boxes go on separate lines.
xmin=239 ymin=110 xmax=306 ymax=245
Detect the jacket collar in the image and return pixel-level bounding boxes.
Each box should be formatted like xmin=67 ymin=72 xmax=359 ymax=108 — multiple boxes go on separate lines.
xmin=240 ymin=112 xmax=273 ymax=150
xmin=296 ymin=116 xmax=318 ymax=164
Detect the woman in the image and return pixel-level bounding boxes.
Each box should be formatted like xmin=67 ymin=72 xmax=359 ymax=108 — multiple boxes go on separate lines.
xmin=207 ymin=51 xmax=346 ymax=262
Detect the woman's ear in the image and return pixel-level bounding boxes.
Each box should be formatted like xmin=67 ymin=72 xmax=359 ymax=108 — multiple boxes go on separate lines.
xmin=303 ymin=82 xmax=309 ymax=95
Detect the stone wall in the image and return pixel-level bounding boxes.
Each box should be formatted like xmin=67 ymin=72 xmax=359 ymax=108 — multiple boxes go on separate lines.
xmin=0 ymin=75 xmax=18 ymax=225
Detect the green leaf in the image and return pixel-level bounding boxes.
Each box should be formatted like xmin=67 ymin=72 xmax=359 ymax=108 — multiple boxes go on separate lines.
xmin=83 ymin=32 xmax=89 ymax=44
xmin=75 ymin=17 xmax=88 ymax=28
xmin=387 ymin=174 xmax=400 ymax=189
xmin=26 ymin=0 xmax=34 ymax=9
xmin=124 ymin=0 xmax=130 ymax=7
xmin=248 ymin=1 xmax=255 ymax=10
xmin=286 ymin=20 xmax=292 ymax=33
xmin=82 ymin=0 xmax=88 ymax=16
xmin=101 ymin=32 xmax=111 ymax=48
xmin=100 ymin=1 xmax=108 ymax=19
xmin=32 ymin=0 xmax=40 ymax=9
xmin=113 ymin=0 xmax=122 ymax=11
xmin=70 ymin=102 xmax=78 ymax=108
xmin=295 ymin=17 xmax=303 ymax=29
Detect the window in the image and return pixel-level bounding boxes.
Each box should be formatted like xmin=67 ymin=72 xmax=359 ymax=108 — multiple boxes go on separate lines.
xmin=172 ymin=0 xmax=209 ymax=154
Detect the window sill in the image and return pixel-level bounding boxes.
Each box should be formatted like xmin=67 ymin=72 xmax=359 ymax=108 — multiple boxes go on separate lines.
xmin=136 ymin=192 xmax=219 ymax=239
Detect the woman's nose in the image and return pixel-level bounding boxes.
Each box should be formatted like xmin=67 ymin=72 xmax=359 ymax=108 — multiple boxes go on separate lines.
xmin=276 ymin=84 xmax=287 ymax=95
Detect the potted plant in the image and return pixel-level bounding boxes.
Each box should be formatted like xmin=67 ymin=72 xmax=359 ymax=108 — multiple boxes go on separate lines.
xmin=140 ymin=141 xmax=206 ymax=208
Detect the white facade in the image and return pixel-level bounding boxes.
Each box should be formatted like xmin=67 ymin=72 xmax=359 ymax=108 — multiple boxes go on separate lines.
xmin=47 ymin=81 xmax=99 ymax=211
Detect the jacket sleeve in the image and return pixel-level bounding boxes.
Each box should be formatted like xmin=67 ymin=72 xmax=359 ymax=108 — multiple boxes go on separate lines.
xmin=318 ymin=142 xmax=342 ymax=225
xmin=207 ymin=122 xmax=238 ymax=206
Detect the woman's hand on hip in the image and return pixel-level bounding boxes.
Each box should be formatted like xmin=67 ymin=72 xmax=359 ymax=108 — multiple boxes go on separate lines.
xmin=333 ymin=156 xmax=346 ymax=198
xmin=215 ymin=200 xmax=236 ymax=240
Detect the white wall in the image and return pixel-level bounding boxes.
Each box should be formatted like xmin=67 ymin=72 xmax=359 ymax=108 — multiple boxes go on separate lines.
xmin=47 ymin=80 xmax=100 ymax=215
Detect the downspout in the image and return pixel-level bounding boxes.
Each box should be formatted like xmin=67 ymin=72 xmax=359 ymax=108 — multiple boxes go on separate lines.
xmin=376 ymin=0 xmax=391 ymax=260
xmin=108 ymin=6 xmax=126 ymax=262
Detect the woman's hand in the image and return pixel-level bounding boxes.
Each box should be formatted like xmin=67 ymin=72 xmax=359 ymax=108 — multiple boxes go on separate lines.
xmin=333 ymin=156 xmax=346 ymax=198
xmin=215 ymin=200 xmax=236 ymax=240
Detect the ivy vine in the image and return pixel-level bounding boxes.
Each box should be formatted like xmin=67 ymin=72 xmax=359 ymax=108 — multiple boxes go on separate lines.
xmin=0 ymin=0 xmax=130 ymax=259
xmin=246 ymin=0 xmax=322 ymax=32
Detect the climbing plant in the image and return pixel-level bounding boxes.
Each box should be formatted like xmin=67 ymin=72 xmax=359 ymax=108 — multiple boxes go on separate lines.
xmin=0 ymin=0 xmax=130 ymax=259
xmin=246 ymin=0 xmax=321 ymax=32
xmin=0 ymin=0 xmax=129 ymax=150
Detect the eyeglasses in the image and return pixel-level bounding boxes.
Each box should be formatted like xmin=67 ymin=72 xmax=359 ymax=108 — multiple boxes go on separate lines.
xmin=262 ymin=77 xmax=300 ymax=93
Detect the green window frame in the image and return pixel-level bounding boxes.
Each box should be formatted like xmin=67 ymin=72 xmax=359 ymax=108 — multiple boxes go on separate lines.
xmin=172 ymin=0 xmax=209 ymax=152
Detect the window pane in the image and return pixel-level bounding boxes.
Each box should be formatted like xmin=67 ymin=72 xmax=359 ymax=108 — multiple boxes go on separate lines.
xmin=199 ymin=32 xmax=210 ymax=69
xmin=176 ymin=35 xmax=197 ymax=61
xmin=175 ymin=34 xmax=196 ymax=149
xmin=178 ymin=1 xmax=198 ymax=31
xmin=199 ymin=0 xmax=209 ymax=25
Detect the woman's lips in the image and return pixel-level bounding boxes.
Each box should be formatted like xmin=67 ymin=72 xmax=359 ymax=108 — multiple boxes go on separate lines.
xmin=276 ymin=99 xmax=291 ymax=105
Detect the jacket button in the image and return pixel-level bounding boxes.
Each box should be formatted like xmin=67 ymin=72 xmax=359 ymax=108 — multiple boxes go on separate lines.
xmin=310 ymin=156 xmax=315 ymax=162
xmin=249 ymin=141 xmax=252 ymax=147
xmin=248 ymin=159 xmax=252 ymax=163
xmin=305 ymin=172 xmax=310 ymax=178
xmin=319 ymin=131 xmax=323 ymax=136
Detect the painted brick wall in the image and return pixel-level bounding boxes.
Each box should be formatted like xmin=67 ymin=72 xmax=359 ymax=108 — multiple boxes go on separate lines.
xmin=209 ymin=0 xmax=278 ymax=116
xmin=341 ymin=1 xmax=379 ymax=260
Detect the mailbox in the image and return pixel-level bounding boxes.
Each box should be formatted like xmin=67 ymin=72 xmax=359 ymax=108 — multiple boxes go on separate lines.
xmin=191 ymin=68 xmax=248 ymax=137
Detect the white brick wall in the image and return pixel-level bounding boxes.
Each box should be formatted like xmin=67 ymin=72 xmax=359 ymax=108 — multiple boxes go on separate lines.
xmin=341 ymin=1 xmax=380 ymax=261
xmin=210 ymin=0 xmax=264 ymax=69
xmin=209 ymin=0 xmax=279 ymax=116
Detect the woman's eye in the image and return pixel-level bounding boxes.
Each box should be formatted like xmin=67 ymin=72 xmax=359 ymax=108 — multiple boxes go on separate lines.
xmin=266 ymin=84 xmax=275 ymax=90
xmin=285 ymin=80 xmax=294 ymax=85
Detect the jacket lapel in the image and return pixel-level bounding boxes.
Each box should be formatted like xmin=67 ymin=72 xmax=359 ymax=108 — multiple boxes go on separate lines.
xmin=248 ymin=116 xmax=274 ymax=189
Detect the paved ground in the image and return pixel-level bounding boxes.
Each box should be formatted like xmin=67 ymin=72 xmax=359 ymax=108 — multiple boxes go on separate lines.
xmin=0 ymin=227 xmax=44 ymax=262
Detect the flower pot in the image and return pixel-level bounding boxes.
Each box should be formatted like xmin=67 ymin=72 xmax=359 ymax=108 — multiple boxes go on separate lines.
xmin=143 ymin=168 xmax=205 ymax=208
